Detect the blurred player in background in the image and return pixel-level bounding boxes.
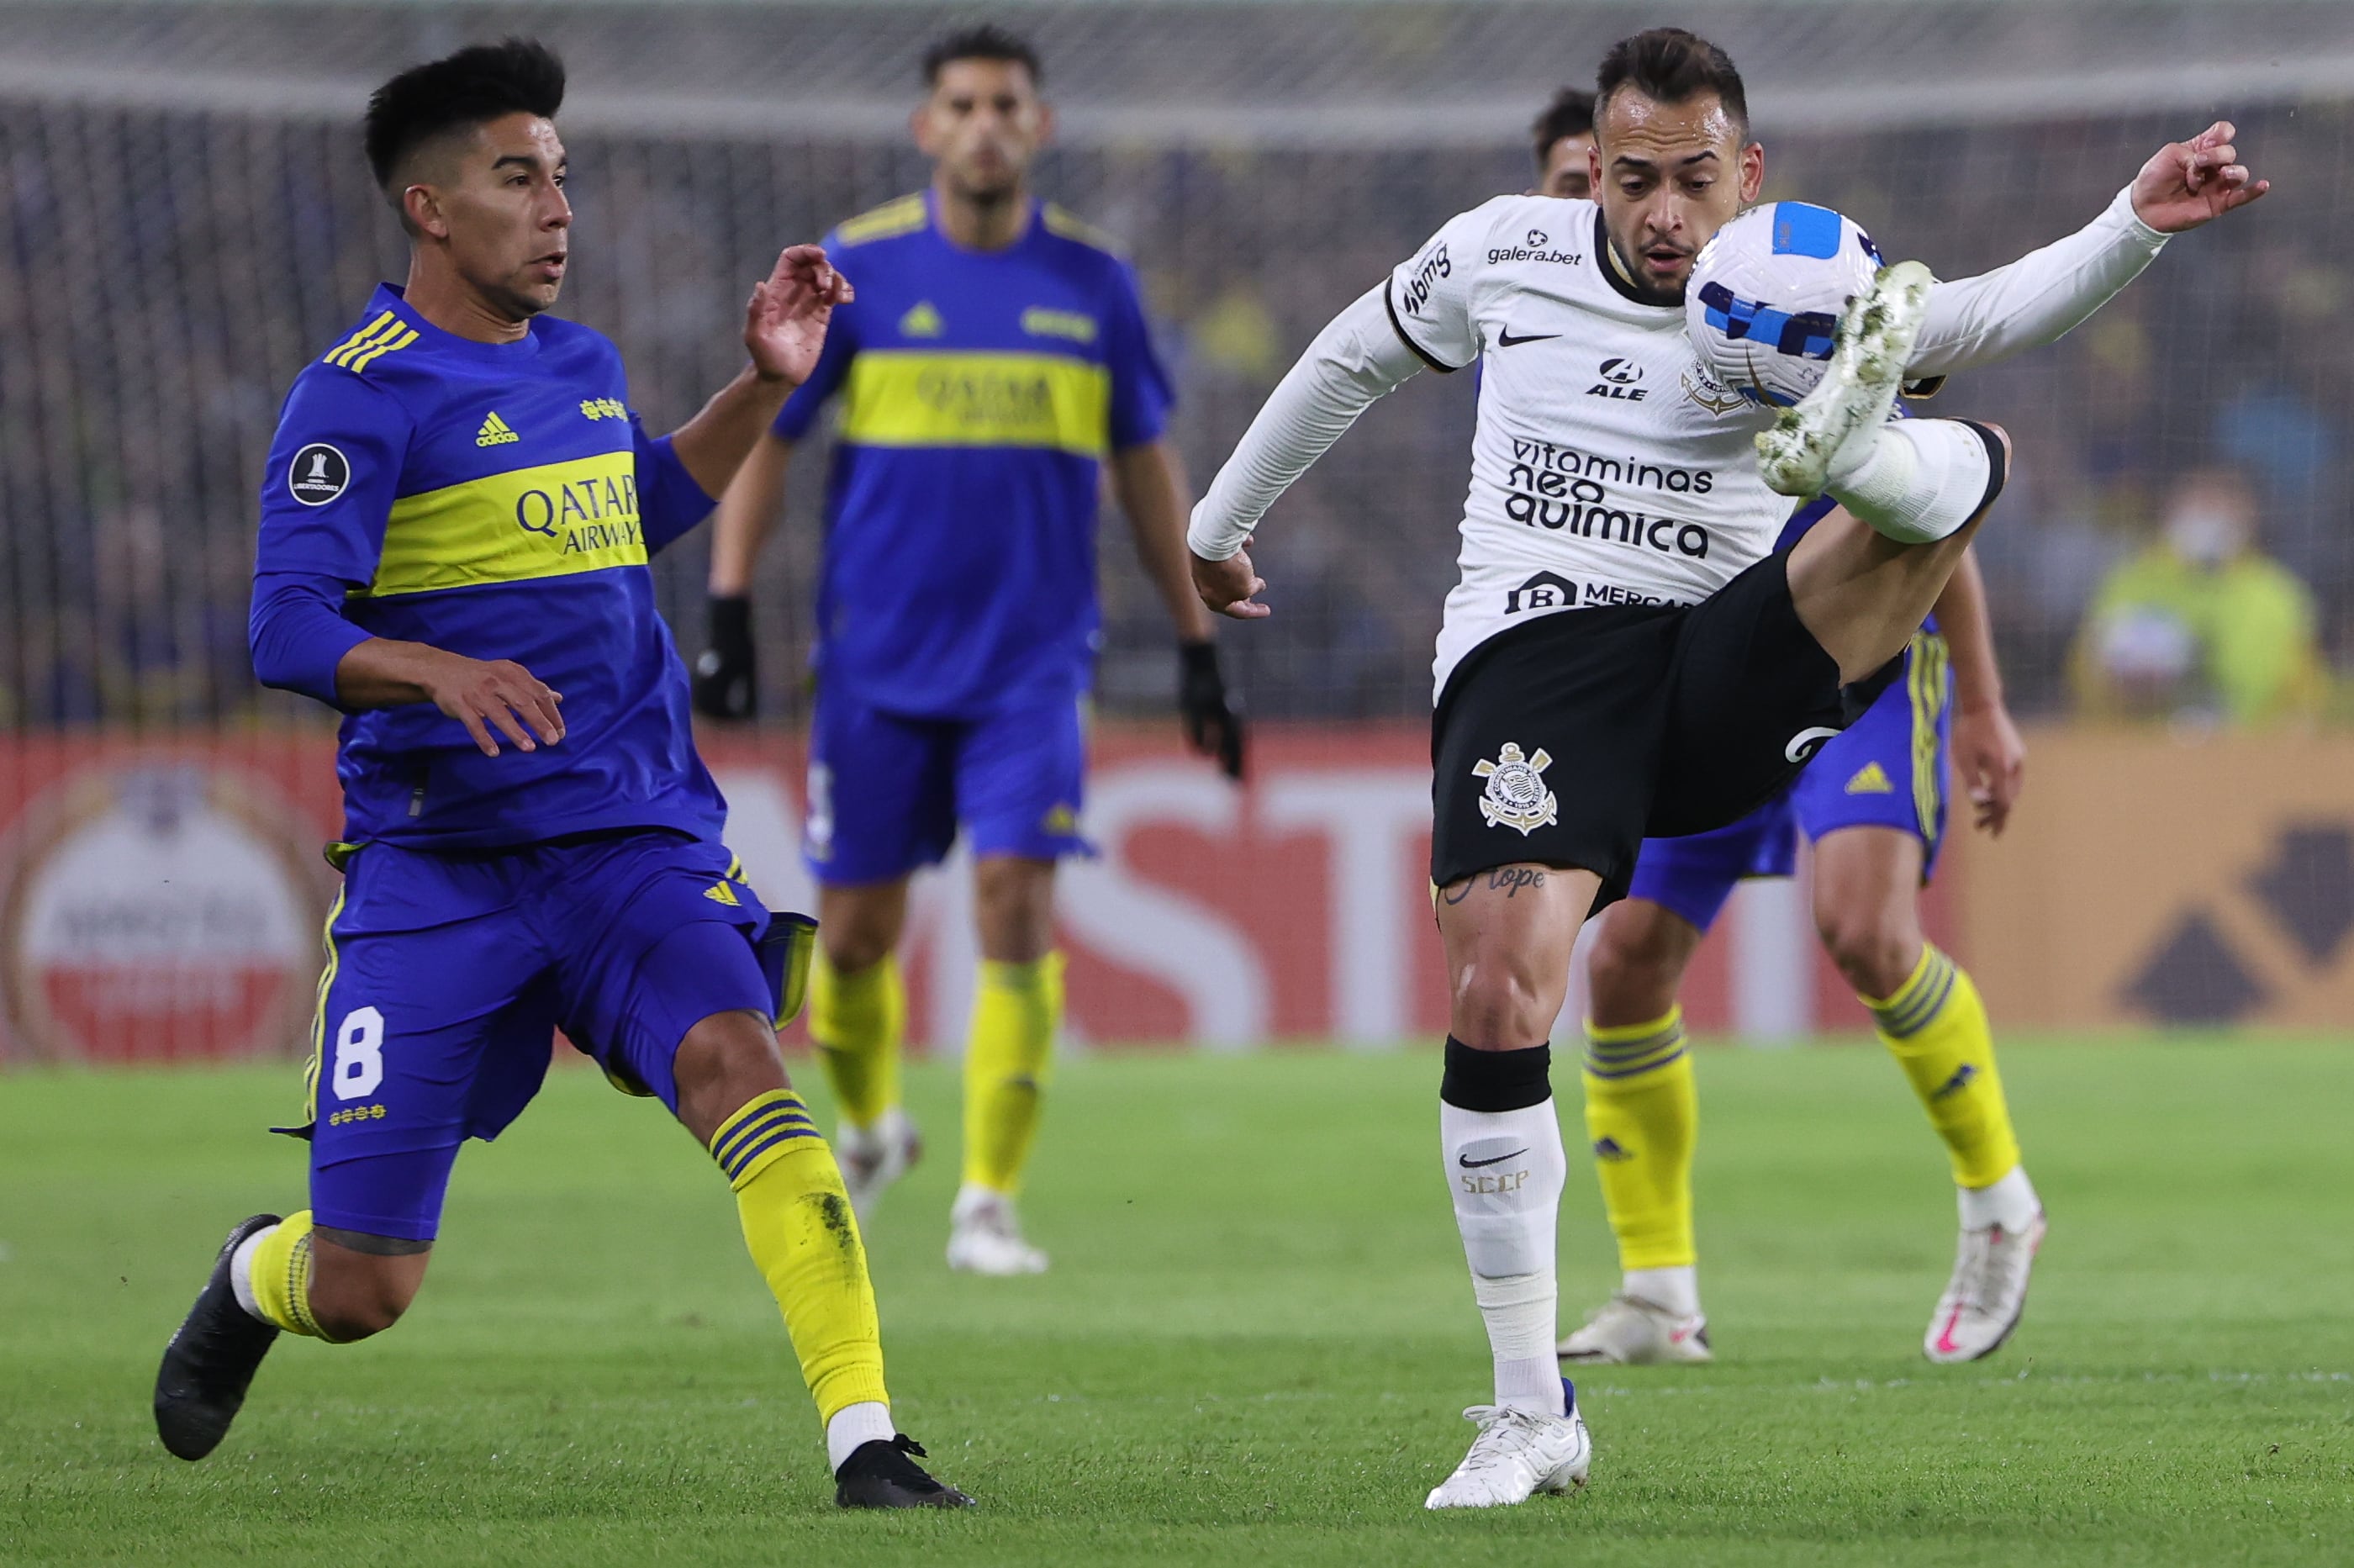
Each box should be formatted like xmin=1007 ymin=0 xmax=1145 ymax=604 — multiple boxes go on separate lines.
xmin=697 ymin=25 xmax=1243 ymax=1275
xmin=152 ymin=40 xmax=969 ymax=1508
xmin=1530 ymin=87 xmax=1595 ymax=200
xmin=1565 ymin=500 xmax=2038 ymax=1368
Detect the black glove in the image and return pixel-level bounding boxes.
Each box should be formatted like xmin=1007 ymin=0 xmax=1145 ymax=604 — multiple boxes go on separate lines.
xmin=1178 ymin=640 xmax=1246 ymax=781
xmin=692 ymin=595 xmax=757 ymax=721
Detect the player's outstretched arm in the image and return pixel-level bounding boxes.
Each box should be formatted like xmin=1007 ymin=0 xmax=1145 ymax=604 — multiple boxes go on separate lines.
xmin=1932 ymin=547 xmax=2024 ymax=837
xmin=668 ymin=245 xmax=852 ymax=499
xmin=1911 ymin=123 xmax=2266 ymax=379
xmin=1186 ymin=283 xmax=1428 ymax=609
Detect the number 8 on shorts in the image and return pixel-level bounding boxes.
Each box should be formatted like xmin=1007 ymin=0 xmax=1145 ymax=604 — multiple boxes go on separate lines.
xmin=331 ymin=1006 xmax=385 ymax=1101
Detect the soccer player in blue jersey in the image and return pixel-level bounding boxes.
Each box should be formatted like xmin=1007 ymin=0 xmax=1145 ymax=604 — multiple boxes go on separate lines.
xmin=1564 ymin=495 xmax=2039 ymax=1367
xmin=151 ymin=40 xmax=969 ymax=1508
xmin=695 ymin=25 xmax=1242 ymax=1274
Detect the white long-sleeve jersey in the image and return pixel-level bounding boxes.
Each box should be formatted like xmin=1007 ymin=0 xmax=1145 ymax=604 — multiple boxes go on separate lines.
xmin=1190 ymin=187 xmax=2168 ymax=701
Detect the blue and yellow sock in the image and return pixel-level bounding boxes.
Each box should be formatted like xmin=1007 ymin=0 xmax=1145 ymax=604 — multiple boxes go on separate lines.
xmin=710 ymin=1090 xmax=889 ymax=1423
xmin=1581 ymin=1008 xmax=1698 ymax=1272
xmin=808 ymin=953 xmax=903 ymax=1132
xmin=1865 ymin=946 xmax=2020 ymax=1190
xmin=962 ymin=953 xmax=1064 ymax=1196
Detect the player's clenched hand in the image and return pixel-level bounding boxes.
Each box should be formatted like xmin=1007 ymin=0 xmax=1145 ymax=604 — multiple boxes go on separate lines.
xmin=746 ymin=244 xmax=855 ymax=387
xmin=2130 ymin=121 xmax=2269 ymax=233
xmin=1192 ymin=546 xmax=1270 ymax=620
xmin=420 ymin=651 xmax=565 ymax=758
xmin=1952 ymin=702 xmax=2025 ymax=837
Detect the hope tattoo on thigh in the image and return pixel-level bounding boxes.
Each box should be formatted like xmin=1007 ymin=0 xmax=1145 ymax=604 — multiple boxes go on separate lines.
xmin=1440 ymin=866 xmax=1548 ymax=904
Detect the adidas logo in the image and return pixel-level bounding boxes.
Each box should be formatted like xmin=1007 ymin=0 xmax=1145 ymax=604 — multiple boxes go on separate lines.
xmin=476 ymin=411 xmax=520 ymax=446
xmin=1591 ymin=1136 xmax=1634 ymax=1162
xmin=899 ymin=300 xmax=944 ymax=338
xmin=703 ymin=881 xmax=741 ymax=907
xmin=1845 ymin=760 xmax=1894 ymax=795
xmin=1930 ymin=1062 xmax=1977 ymax=1100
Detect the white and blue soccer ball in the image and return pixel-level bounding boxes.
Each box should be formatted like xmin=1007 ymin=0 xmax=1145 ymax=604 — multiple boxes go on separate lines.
xmin=1686 ymin=201 xmax=1882 ymax=408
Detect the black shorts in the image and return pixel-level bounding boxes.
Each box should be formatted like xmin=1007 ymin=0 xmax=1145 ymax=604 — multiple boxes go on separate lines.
xmin=1430 ymin=547 xmax=1889 ymax=913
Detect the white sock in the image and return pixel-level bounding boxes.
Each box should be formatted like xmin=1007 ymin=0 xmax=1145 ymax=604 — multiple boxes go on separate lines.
xmin=1958 ymin=1165 xmax=2040 ymax=1233
xmin=1827 ymin=418 xmax=1996 ymax=544
xmin=1440 ymin=1096 xmax=1569 ymax=1418
xmin=228 ymin=1224 xmax=273 ymax=1323
xmin=826 ymin=1400 xmax=896 ymax=1472
xmin=1623 ymin=1264 xmax=1701 ymax=1319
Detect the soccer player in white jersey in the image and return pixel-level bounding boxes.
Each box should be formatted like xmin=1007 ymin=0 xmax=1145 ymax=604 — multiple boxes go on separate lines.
xmin=1187 ymin=27 xmax=2264 ymax=1511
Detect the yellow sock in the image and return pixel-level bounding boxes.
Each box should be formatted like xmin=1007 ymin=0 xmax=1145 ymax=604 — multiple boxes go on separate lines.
xmin=710 ymin=1090 xmax=889 ymax=1423
xmin=809 ymin=953 xmax=903 ymax=1130
xmin=246 ymin=1210 xmax=335 ymax=1340
xmin=961 ymin=953 xmax=1064 ymax=1196
xmin=1581 ymin=1009 xmax=1698 ymax=1271
xmin=1864 ymin=946 xmax=2020 ymax=1191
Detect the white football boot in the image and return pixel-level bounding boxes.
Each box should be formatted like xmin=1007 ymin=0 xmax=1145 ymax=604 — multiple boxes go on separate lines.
xmin=945 ymin=1183 xmax=1049 ymax=1275
xmin=1755 ymin=258 xmax=1935 ymax=498
xmin=1924 ymin=1210 xmax=2047 ymax=1363
xmin=835 ymin=1107 xmax=921 ymax=1223
xmin=1424 ymin=1380 xmax=1592 ymax=1510
xmin=1556 ymin=1293 xmax=1713 ymax=1365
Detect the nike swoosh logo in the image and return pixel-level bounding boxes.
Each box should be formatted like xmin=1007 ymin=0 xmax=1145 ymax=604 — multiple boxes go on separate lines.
xmin=1784 ymin=726 xmax=1842 ymax=763
xmin=1495 ymin=329 xmax=1560 ymax=348
xmin=1458 ymin=1148 xmax=1528 ymax=1169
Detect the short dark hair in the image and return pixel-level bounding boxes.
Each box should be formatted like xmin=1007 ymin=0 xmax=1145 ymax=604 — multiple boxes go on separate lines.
xmin=364 ymin=37 xmax=566 ymax=195
xmin=1596 ymin=28 xmax=1748 ymax=138
xmin=921 ymin=24 xmax=1042 ymax=88
xmin=1530 ymin=87 xmax=1596 ymax=171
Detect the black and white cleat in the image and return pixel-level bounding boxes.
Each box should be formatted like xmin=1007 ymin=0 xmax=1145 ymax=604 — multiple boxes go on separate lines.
xmin=153 ymin=1213 xmax=282 ymax=1460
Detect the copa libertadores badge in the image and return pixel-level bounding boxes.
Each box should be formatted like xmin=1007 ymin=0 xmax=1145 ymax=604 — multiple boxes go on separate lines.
xmin=1473 ymin=742 xmax=1557 ymax=834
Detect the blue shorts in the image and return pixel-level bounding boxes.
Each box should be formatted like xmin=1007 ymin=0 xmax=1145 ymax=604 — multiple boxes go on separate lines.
xmin=301 ymin=829 xmax=791 ymax=1241
xmin=803 ymin=684 xmax=1088 ymax=886
xmin=1628 ymin=630 xmax=1952 ymax=935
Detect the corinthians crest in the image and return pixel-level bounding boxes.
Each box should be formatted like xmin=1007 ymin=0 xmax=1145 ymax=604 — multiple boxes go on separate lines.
xmin=1473 ymin=742 xmax=1557 ymax=835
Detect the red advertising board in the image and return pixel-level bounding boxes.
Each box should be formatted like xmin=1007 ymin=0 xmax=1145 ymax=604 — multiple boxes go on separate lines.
xmin=0 ymin=726 xmax=1861 ymax=1064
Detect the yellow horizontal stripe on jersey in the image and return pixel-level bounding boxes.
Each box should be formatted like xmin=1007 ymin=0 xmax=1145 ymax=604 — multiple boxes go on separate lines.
xmin=837 ymin=351 xmax=1111 ymax=457
xmin=367 ymin=449 xmax=648 ymax=599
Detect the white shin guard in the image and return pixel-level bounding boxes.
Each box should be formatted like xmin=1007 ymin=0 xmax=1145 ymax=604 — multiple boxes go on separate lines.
xmin=1441 ymin=1097 xmax=1569 ymax=1415
xmin=1827 ymin=418 xmax=2002 ymax=544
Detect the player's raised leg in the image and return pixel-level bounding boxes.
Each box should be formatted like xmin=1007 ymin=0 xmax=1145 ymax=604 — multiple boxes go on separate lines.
xmin=1423 ymin=866 xmax=1594 ymax=1510
xmin=1564 ymin=895 xmax=1713 ymax=1365
xmin=1811 ymin=827 xmax=2042 ymax=1361
xmin=949 ymin=855 xmax=1060 ymax=1275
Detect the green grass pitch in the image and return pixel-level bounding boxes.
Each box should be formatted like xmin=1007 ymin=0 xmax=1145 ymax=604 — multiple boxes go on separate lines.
xmin=4 ymin=1037 xmax=2351 ymax=1565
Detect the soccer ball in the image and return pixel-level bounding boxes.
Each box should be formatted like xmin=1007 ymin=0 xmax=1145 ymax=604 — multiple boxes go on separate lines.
xmin=1686 ymin=201 xmax=1882 ymax=408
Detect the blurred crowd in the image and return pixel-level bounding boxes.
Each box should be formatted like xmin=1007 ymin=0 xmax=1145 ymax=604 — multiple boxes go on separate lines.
xmin=1 ymin=98 xmax=2346 ymax=731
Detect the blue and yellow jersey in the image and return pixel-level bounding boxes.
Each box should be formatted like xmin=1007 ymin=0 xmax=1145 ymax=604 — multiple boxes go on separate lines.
xmin=776 ymin=191 xmax=1175 ymax=718
xmin=253 ymin=283 xmax=722 ymax=849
